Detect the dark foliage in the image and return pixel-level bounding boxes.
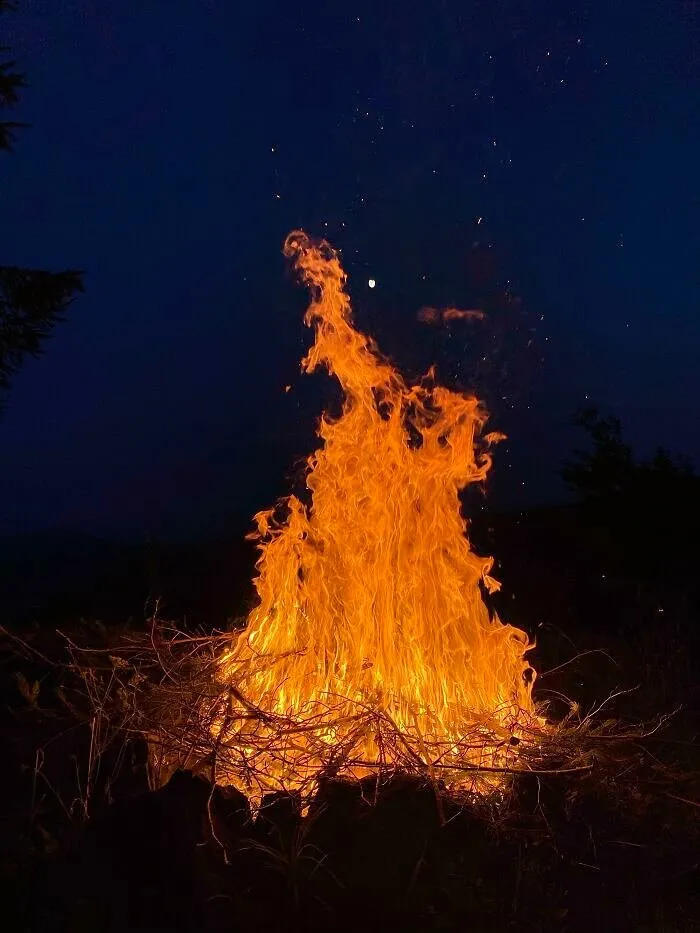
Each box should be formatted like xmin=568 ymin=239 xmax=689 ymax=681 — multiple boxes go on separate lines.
xmin=0 ymin=266 xmax=84 ymax=395
xmin=0 ymin=1 xmax=28 ymax=153
xmin=555 ymin=407 xmax=700 ymax=610
xmin=0 ymin=1 xmax=84 ymax=408
xmin=561 ymin=407 xmax=634 ymax=498
xmin=0 ymin=2 xmax=28 ymax=153
xmin=561 ymin=405 xmax=695 ymax=501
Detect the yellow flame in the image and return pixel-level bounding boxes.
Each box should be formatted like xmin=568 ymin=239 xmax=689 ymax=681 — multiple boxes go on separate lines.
xmin=213 ymin=231 xmax=537 ymax=802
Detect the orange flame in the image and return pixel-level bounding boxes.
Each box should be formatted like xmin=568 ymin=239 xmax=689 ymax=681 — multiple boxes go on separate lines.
xmin=214 ymin=232 xmax=537 ymax=802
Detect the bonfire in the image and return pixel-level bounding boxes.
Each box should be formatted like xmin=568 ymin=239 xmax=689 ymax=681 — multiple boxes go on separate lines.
xmin=8 ymin=230 xmax=684 ymax=830
xmin=203 ymin=231 xmax=541 ymax=806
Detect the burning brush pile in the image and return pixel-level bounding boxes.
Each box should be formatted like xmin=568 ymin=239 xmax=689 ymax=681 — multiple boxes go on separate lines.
xmin=68 ymin=233 xmax=668 ymax=812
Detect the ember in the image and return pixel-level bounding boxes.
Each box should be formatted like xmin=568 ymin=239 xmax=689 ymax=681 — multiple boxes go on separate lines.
xmin=210 ymin=232 xmax=539 ymax=805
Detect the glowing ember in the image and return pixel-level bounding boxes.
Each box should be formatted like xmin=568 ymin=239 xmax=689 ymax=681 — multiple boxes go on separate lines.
xmin=212 ymin=231 xmax=538 ymax=803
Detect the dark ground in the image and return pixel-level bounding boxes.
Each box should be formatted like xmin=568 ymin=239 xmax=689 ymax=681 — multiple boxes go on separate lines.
xmin=1 ymin=501 xmax=699 ymax=932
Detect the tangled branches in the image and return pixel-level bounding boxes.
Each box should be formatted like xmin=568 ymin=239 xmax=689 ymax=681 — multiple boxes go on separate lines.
xmin=15 ymin=619 xmax=686 ymax=820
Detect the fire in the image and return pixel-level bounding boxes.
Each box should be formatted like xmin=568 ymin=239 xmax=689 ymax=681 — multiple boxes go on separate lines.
xmin=212 ymin=231 xmax=538 ymax=803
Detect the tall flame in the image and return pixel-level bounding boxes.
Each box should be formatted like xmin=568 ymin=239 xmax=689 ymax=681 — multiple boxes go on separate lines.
xmin=214 ymin=231 xmax=537 ymax=802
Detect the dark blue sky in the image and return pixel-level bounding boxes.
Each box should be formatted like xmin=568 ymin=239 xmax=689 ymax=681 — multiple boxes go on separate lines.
xmin=1 ymin=0 xmax=698 ymax=540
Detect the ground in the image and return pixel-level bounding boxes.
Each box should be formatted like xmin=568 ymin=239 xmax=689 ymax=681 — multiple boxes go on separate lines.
xmin=1 ymin=503 xmax=699 ymax=932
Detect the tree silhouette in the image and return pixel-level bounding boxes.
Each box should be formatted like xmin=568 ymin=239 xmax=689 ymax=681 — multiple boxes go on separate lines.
xmin=561 ymin=405 xmax=694 ymax=502
xmin=561 ymin=407 xmax=634 ymax=499
xmin=0 ymin=0 xmax=83 ymax=409
xmin=560 ymin=405 xmax=699 ymax=591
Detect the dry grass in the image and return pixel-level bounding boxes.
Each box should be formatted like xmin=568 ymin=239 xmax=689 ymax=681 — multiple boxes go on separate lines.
xmin=3 ymin=616 xmax=700 ymax=933
xmin=4 ymin=615 xmax=695 ymax=824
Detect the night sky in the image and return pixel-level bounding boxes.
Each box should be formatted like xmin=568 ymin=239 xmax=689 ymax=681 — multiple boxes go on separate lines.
xmin=1 ymin=0 xmax=698 ymax=541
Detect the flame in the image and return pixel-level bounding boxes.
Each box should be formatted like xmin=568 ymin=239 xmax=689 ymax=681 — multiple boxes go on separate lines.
xmin=213 ymin=231 xmax=537 ymax=803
